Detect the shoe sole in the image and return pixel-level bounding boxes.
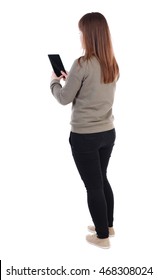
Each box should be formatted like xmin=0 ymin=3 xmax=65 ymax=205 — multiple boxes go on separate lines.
xmin=86 ymin=240 xmax=110 ymax=249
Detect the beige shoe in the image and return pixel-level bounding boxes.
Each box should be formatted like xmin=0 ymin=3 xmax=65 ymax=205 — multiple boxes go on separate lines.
xmin=86 ymin=234 xmax=110 ymax=249
xmin=88 ymin=225 xmax=115 ymax=237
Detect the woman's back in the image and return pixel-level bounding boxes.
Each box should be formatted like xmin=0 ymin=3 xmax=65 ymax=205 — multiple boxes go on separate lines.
xmin=70 ymin=56 xmax=116 ymax=133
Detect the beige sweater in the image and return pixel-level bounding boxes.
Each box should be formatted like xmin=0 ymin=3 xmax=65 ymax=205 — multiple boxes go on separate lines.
xmin=50 ymin=56 xmax=117 ymax=134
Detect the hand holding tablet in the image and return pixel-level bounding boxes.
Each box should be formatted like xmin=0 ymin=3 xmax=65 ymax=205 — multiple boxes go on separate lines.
xmin=48 ymin=54 xmax=67 ymax=78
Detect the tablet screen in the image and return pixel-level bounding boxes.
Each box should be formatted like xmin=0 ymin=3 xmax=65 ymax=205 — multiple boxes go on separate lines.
xmin=48 ymin=54 xmax=66 ymax=77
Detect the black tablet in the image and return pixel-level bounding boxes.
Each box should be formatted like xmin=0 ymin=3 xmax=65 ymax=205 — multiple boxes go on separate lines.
xmin=48 ymin=54 xmax=66 ymax=77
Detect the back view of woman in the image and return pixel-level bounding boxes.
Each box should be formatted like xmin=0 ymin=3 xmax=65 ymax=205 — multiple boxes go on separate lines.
xmin=50 ymin=12 xmax=119 ymax=249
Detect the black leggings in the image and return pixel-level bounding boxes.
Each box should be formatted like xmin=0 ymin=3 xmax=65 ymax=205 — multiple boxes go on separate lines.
xmin=69 ymin=129 xmax=116 ymax=239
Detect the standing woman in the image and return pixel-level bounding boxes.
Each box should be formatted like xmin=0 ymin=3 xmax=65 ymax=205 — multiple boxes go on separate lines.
xmin=50 ymin=12 xmax=119 ymax=249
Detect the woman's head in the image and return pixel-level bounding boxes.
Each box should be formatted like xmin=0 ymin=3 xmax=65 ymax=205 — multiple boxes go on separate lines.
xmin=79 ymin=12 xmax=110 ymax=54
xmin=78 ymin=12 xmax=119 ymax=83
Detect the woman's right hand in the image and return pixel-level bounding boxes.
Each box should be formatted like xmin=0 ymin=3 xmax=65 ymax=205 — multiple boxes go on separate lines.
xmin=61 ymin=71 xmax=68 ymax=80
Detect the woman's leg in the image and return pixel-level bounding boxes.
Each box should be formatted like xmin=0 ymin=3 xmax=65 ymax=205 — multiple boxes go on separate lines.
xmin=99 ymin=144 xmax=114 ymax=227
xmin=71 ymin=148 xmax=109 ymax=238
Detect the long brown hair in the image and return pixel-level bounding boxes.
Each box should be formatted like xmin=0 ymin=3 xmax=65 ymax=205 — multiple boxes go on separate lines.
xmin=78 ymin=12 xmax=119 ymax=83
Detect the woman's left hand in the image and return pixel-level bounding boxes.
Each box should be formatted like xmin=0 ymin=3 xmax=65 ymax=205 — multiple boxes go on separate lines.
xmin=51 ymin=71 xmax=63 ymax=81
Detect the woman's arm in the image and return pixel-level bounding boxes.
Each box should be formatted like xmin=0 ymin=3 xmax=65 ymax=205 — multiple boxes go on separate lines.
xmin=50 ymin=59 xmax=85 ymax=105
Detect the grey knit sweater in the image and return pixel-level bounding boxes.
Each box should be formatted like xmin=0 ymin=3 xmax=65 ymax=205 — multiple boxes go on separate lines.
xmin=50 ymin=56 xmax=117 ymax=134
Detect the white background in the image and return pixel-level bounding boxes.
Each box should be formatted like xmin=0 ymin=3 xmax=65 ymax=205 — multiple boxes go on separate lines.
xmin=0 ymin=0 xmax=158 ymax=279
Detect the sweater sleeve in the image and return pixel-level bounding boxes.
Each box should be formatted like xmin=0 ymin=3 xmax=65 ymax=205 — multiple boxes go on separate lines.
xmin=50 ymin=59 xmax=85 ymax=105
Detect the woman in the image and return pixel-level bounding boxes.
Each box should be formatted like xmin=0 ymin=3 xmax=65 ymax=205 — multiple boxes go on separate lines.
xmin=50 ymin=12 xmax=119 ymax=249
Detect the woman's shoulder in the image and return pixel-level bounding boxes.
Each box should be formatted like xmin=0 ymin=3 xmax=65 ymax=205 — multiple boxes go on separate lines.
xmin=73 ymin=56 xmax=99 ymax=70
xmin=73 ymin=56 xmax=85 ymax=66
xmin=70 ymin=56 xmax=101 ymax=76
xmin=70 ymin=56 xmax=87 ymax=72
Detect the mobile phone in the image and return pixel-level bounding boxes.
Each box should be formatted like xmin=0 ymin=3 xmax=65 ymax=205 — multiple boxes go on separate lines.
xmin=48 ymin=54 xmax=66 ymax=77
